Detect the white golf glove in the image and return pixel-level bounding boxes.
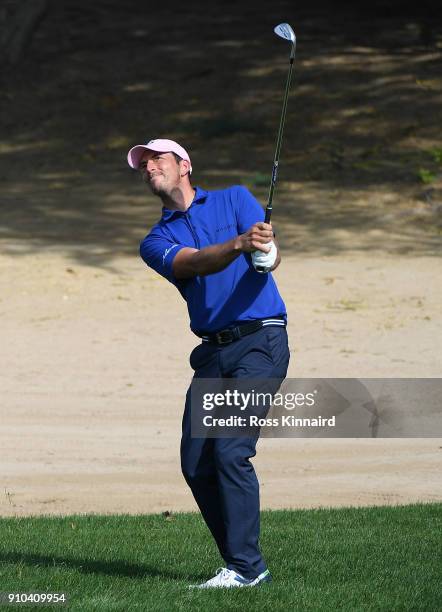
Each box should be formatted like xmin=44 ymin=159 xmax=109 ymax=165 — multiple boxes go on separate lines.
xmin=251 ymin=241 xmax=277 ymax=274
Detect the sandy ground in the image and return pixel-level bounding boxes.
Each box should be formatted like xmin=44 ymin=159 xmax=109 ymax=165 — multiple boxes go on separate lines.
xmin=1 ymin=251 xmax=441 ymax=517
xmin=2 ymin=0 xmax=442 ymax=517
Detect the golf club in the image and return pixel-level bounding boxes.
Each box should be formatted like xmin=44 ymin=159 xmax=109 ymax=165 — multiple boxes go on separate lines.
xmin=264 ymin=23 xmax=296 ymax=224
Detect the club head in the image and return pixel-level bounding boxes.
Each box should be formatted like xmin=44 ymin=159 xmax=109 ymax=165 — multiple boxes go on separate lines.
xmin=274 ymin=23 xmax=296 ymax=43
xmin=274 ymin=23 xmax=296 ymax=58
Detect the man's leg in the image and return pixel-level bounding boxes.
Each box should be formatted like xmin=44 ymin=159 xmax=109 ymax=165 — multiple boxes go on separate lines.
xmin=181 ymin=385 xmax=227 ymax=558
xmin=180 ymin=342 xmax=228 ymax=558
xmin=212 ymin=434 xmax=263 ymax=579
xmin=214 ymin=327 xmax=290 ymax=579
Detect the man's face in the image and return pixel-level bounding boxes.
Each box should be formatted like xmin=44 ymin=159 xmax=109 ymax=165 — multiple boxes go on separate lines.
xmin=139 ymin=150 xmax=182 ymax=197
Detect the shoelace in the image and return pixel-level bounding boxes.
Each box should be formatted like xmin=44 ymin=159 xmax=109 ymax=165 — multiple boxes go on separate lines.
xmin=212 ymin=568 xmax=234 ymax=583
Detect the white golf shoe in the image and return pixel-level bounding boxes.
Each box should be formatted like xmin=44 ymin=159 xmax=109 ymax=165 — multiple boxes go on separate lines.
xmin=189 ymin=567 xmax=272 ymax=589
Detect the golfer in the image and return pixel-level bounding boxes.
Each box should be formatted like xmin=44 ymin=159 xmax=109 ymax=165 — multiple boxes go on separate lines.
xmin=127 ymin=138 xmax=290 ymax=588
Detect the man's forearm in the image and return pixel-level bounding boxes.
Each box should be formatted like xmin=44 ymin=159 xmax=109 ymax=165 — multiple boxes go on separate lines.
xmin=172 ymin=222 xmax=275 ymax=279
xmin=176 ymin=238 xmax=242 ymax=278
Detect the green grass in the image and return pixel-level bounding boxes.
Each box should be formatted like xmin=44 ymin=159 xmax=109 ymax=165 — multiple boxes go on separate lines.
xmin=0 ymin=504 xmax=441 ymax=611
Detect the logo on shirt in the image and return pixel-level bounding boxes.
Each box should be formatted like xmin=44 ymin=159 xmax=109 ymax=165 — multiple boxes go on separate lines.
xmin=162 ymin=244 xmax=179 ymax=266
xmin=215 ymin=223 xmax=235 ymax=233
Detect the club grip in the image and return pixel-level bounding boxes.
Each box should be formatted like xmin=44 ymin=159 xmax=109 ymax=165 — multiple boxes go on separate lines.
xmin=264 ymin=207 xmax=272 ymax=223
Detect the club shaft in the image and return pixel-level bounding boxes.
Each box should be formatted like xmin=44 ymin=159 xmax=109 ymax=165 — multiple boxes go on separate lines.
xmin=265 ymin=55 xmax=294 ymax=223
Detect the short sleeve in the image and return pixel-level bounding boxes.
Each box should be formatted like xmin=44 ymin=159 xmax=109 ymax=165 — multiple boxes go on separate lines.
xmin=233 ymin=186 xmax=265 ymax=233
xmin=139 ymin=230 xmax=187 ymax=286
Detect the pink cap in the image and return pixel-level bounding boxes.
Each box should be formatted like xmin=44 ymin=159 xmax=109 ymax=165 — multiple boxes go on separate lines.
xmin=127 ymin=138 xmax=192 ymax=174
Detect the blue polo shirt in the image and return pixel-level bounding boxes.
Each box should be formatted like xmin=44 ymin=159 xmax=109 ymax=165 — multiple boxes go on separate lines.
xmin=140 ymin=185 xmax=287 ymax=335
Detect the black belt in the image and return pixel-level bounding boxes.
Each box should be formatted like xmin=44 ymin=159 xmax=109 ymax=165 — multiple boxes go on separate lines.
xmin=200 ymin=317 xmax=286 ymax=346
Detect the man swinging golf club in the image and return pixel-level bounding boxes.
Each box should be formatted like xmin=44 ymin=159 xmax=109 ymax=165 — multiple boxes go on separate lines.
xmin=127 ymin=23 xmax=296 ymax=588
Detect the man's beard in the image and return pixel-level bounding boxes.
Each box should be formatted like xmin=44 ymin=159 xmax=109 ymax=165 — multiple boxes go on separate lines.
xmin=143 ymin=173 xmax=168 ymax=198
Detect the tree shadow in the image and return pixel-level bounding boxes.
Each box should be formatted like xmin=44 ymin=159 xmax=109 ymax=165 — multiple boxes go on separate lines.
xmin=1 ymin=0 xmax=441 ymax=267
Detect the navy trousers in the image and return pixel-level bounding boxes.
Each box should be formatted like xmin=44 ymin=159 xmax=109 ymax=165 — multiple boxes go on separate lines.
xmin=180 ymin=326 xmax=290 ymax=579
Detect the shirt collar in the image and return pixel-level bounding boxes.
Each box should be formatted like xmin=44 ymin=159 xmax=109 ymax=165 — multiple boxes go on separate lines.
xmin=161 ymin=186 xmax=208 ymax=221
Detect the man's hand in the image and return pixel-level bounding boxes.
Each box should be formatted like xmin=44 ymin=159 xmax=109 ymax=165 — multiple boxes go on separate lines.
xmin=236 ymin=222 xmax=274 ymax=253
